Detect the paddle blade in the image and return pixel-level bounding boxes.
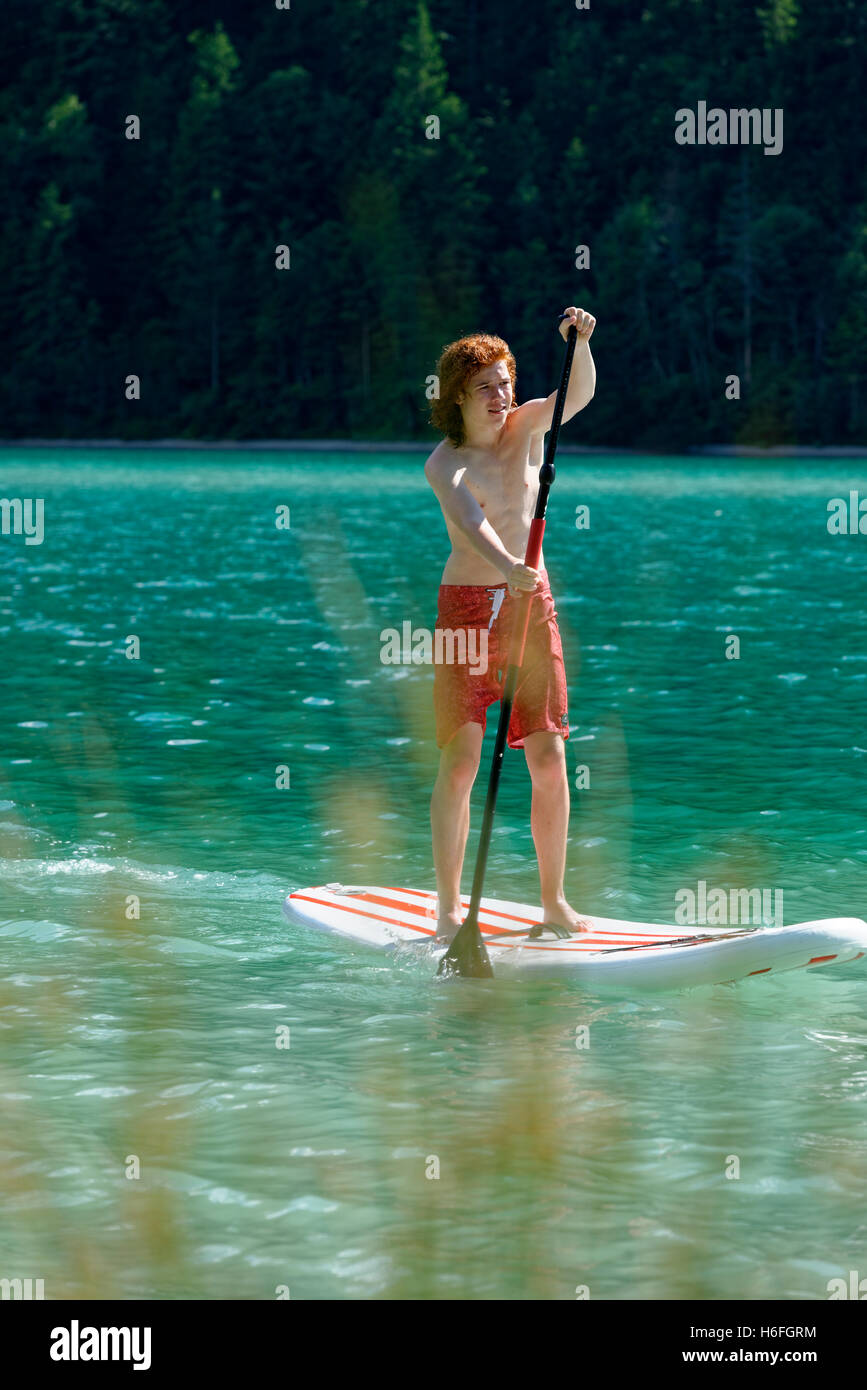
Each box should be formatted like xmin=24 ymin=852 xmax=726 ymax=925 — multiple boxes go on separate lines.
xmin=436 ymin=915 xmax=493 ymax=979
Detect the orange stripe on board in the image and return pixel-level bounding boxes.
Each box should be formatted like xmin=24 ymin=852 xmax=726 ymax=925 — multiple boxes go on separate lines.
xmin=808 ymin=953 xmax=837 ymax=964
xmin=291 ymin=891 xmax=758 ymax=954
xmin=380 ymin=886 xmax=697 ymax=942
xmin=289 ymin=895 xmax=685 ymax=954
xmin=349 ymin=891 xmax=436 ymax=920
xmin=325 ymin=889 xmax=583 ymax=940
xmin=383 ymin=886 xmax=540 ymax=929
xmin=291 ymin=894 xmax=609 ymax=952
xmin=331 ymin=889 xmax=589 ymax=940
xmin=370 ymin=890 xmax=577 ymax=938
xmin=291 ymin=893 xmax=436 ymax=936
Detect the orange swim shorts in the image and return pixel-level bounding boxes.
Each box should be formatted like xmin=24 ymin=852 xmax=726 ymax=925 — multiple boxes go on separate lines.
xmin=432 ymin=570 xmax=569 ymax=750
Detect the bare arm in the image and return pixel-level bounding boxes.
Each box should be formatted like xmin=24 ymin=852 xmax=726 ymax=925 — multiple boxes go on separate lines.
xmin=424 ymin=452 xmax=518 ymax=579
xmin=510 ymin=307 xmax=596 ymax=437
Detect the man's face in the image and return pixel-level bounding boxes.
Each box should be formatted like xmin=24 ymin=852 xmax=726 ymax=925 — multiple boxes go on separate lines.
xmin=458 ymin=360 xmax=513 ymax=434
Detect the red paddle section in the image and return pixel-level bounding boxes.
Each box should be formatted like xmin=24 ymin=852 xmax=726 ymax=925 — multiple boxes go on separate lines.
xmin=513 ymin=517 xmax=546 ymax=665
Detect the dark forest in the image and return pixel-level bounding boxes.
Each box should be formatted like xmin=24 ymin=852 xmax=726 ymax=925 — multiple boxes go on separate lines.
xmin=1 ymin=0 xmax=865 ymax=448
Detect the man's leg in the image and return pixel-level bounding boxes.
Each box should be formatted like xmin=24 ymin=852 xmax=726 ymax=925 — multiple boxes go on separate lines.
xmin=430 ymin=721 xmax=484 ymax=940
xmin=523 ymin=730 xmax=593 ymax=933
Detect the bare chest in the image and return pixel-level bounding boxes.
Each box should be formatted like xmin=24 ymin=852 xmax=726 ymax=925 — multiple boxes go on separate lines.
xmin=458 ymin=437 xmax=541 ymax=521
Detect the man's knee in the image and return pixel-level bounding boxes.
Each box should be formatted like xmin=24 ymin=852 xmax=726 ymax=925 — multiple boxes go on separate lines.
xmin=525 ymin=733 xmax=567 ymax=784
xmin=438 ymin=727 xmax=482 ymax=792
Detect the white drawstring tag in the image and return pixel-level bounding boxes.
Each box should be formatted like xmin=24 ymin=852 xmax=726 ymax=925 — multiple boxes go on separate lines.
xmin=487 ymin=587 xmax=506 ymax=630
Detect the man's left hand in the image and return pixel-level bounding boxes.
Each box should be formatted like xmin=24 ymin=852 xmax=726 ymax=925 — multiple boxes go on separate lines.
xmin=559 ymin=306 xmax=596 ymax=342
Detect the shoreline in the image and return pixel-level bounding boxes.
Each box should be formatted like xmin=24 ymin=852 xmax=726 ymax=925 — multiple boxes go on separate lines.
xmin=1 ymin=437 xmax=866 ymax=458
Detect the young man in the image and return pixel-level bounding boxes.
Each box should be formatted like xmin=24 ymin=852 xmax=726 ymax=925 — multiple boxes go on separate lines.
xmin=425 ymin=307 xmax=596 ymax=942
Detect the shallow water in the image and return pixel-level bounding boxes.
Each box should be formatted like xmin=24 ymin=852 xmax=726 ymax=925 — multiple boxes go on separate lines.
xmin=0 ymin=448 xmax=865 ymax=1299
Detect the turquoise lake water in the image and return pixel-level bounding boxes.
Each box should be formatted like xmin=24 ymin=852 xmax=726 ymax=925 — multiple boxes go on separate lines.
xmin=0 ymin=448 xmax=865 ymax=1300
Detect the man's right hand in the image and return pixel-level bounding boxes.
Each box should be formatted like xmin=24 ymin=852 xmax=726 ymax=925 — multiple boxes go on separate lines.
xmin=505 ymin=561 xmax=542 ymax=596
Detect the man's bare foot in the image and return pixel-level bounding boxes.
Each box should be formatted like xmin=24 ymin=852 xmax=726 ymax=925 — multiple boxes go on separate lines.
xmin=435 ymin=911 xmax=464 ymax=944
xmin=542 ymin=897 xmax=594 ymax=935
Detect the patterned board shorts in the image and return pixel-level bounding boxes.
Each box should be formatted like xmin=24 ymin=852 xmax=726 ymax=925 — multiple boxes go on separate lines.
xmin=433 ymin=569 xmax=569 ymax=750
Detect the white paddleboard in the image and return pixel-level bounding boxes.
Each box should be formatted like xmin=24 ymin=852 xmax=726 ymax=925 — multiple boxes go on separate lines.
xmin=283 ymin=884 xmax=867 ymax=989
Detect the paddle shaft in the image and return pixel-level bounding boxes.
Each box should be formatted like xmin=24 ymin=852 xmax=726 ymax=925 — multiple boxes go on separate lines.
xmin=439 ymin=321 xmax=578 ymax=975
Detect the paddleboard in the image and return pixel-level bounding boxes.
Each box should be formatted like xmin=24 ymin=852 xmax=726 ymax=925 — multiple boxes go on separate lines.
xmin=283 ymin=884 xmax=867 ymax=989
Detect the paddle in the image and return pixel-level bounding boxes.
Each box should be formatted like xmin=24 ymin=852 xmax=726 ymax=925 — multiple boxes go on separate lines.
xmin=437 ymin=315 xmax=580 ymax=979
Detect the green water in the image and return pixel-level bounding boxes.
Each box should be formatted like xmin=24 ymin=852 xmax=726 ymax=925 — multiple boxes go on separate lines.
xmin=0 ymin=448 xmax=865 ymax=1300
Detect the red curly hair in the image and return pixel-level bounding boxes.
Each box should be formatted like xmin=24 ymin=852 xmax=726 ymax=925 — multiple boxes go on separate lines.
xmin=430 ymin=333 xmax=517 ymax=448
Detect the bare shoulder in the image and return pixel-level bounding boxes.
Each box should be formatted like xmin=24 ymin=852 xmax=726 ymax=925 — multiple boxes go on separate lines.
xmin=424 ymin=439 xmax=463 ymax=485
xmin=507 ymin=398 xmax=551 ymax=437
